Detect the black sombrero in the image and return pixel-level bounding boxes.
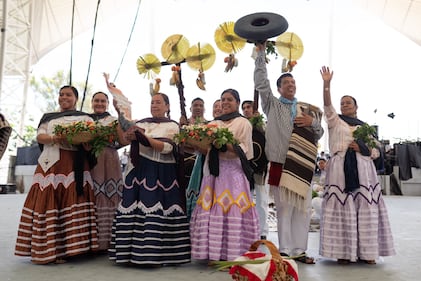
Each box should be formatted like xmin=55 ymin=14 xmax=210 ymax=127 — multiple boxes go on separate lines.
xmin=234 ymin=12 xmax=289 ymax=42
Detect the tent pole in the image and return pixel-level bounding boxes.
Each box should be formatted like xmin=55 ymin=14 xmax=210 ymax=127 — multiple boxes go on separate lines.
xmin=0 ymin=0 xmax=8 ymax=102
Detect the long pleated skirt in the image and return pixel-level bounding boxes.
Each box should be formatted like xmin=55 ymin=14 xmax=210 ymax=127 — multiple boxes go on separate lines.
xmin=108 ymin=156 xmax=191 ymax=265
xmin=186 ymin=154 xmax=204 ymax=220
xmin=319 ymin=153 xmax=396 ymax=261
xmin=190 ymin=158 xmax=260 ymax=261
xmin=91 ymin=147 xmax=123 ymax=250
xmin=15 ymin=150 xmax=99 ymax=264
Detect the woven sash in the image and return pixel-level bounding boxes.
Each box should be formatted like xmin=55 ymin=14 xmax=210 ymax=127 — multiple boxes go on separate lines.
xmin=278 ymin=126 xmax=318 ymax=210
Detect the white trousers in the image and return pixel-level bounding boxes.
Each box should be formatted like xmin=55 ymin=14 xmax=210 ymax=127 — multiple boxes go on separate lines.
xmin=272 ymin=187 xmax=312 ymax=256
xmin=255 ymin=183 xmax=269 ymax=237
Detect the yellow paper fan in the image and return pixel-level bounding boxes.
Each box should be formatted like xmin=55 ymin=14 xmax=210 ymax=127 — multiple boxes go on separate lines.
xmin=186 ymin=42 xmax=216 ymax=71
xmin=214 ymin=21 xmax=246 ymax=54
xmin=161 ymin=34 xmax=190 ymax=64
xmin=275 ymin=32 xmax=304 ymax=61
xmin=136 ymin=53 xmax=161 ymax=79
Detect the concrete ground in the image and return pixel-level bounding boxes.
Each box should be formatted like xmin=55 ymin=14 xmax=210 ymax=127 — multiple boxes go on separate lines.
xmin=1 ymin=194 xmax=420 ymax=281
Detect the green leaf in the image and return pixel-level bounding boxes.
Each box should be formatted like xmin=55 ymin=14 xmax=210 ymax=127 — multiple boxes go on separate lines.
xmin=353 ymin=124 xmax=377 ymax=148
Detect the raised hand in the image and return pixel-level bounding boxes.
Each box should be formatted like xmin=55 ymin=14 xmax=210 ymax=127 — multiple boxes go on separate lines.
xmin=320 ymin=66 xmax=333 ymax=82
xmin=255 ymin=40 xmax=267 ymax=52
xmin=320 ymin=66 xmax=333 ymax=106
xmin=103 ymin=72 xmax=123 ymax=96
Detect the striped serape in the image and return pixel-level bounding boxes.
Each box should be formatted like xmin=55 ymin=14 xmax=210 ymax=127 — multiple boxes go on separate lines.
xmin=278 ymin=126 xmax=318 ymax=211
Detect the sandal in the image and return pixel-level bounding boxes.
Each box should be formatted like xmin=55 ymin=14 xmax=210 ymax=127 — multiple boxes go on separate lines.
xmin=294 ymin=252 xmax=315 ymax=264
xmin=337 ymin=259 xmax=350 ymax=265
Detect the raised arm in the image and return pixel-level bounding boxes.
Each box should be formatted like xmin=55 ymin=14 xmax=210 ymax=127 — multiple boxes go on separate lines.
xmin=320 ymin=66 xmax=333 ymax=107
xmin=253 ymin=42 xmax=272 ymax=115
xmin=103 ymin=72 xmax=123 ymax=96
xmin=104 ymin=73 xmax=132 ymax=119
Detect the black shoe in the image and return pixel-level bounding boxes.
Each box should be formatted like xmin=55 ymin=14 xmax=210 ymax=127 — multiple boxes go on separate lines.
xmin=260 ymin=236 xmax=267 ymax=240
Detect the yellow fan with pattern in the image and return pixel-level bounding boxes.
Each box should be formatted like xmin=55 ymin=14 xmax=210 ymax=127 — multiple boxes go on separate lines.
xmin=185 ymin=42 xmax=216 ymax=71
xmin=136 ymin=53 xmax=161 ymax=79
xmin=214 ymin=21 xmax=246 ymax=54
xmin=161 ymin=34 xmax=190 ymax=64
xmin=275 ymin=32 xmax=304 ymax=61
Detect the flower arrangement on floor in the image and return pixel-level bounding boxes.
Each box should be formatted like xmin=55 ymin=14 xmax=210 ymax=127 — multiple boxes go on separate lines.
xmin=53 ymin=120 xmax=118 ymax=157
xmin=352 ymin=123 xmax=377 ymax=149
xmin=174 ymin=123 xmax=238 ymax=150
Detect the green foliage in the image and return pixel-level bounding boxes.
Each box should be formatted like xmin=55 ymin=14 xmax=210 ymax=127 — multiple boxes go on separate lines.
xmin=266 ymin=41 xmax=278 ymax=58
xmin=9 ymin=124 xmax=37 ymax=149
xmin=249 ymin=114 xmax=265 ymax=129
xmin=21 ymin=125 xmax=37 ymax=145
xmin=353 ymin=124 xmax=377 ymax=148
xmin=174 ymin=123 xmax=238 ymax=149
xmin=88 ymin=120 xmax=119 ymax=157
xmin=30 ymin=71 xmax=68 ymax=112
xmin=212 ymin=127 xmax=239 ymax=149
xmin=53 ymin=120 xmax=118 ymax=157
xmin=30 ymin=70 xmax=94 ymax=112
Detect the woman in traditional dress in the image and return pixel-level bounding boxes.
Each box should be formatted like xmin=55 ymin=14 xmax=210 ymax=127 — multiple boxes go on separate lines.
xmin=186 ymin=98 xmax=223 ymax=220
xmin=89 ymin=91 xmax=124 ymax=251
xmin=190 ymin=88 xmax=259 ymax=261
xmin=15 ymin=85 xmax=98 ymax=264
xmin=182 ymin=97 xmax=207 ymax=220
xmin=108 ymin=92 xmax=191 ymax=266
xmin=319 ymin=66 xmax=395 ymax=264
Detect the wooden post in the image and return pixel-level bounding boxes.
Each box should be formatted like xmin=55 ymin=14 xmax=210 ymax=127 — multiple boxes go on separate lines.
xmin=175 ymin=63 xmax=187 ymax=120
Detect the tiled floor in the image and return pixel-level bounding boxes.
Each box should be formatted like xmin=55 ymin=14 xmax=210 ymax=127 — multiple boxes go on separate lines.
xmin=1 ymin=194 xmax=420 ymax=281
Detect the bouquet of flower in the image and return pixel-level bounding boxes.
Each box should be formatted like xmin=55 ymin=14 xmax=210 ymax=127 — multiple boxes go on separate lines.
xmin=174 ymin=123 xmax=238 ymax=150
xmin=249 ymin=113 xmax=265 ymax=129
xmin=53 ymin=120 xmax=118 ymax=157
xmin=352 ymin=123 xmax=377 ymax=149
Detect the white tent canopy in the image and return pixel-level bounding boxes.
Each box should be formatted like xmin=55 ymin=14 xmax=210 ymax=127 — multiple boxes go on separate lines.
xmin=30 ymin=0 xmax=142 ymax=68
xmin=353 ymin=0 xmax=421 ymax=47
xmin=3 ymin=0 xmax=421 ymax=78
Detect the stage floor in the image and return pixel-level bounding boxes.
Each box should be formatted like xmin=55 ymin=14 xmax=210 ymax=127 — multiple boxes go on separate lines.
xmin=1 ymin=194 xmax=419 ymax=281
